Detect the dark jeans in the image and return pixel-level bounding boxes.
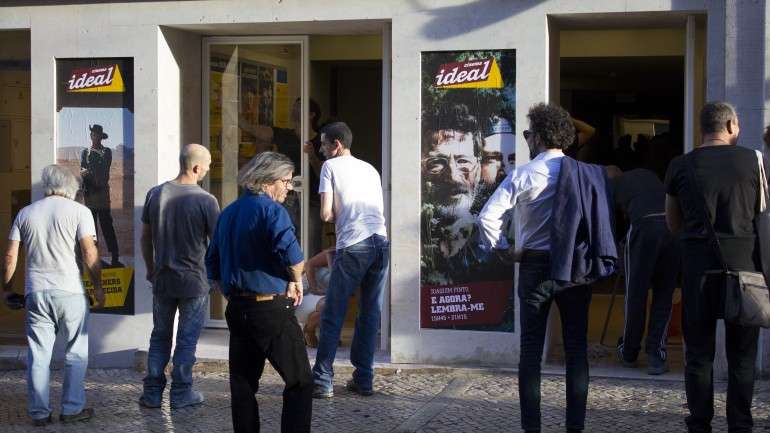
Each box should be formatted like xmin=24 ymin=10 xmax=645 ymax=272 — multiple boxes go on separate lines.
xmin=226 ymin=296 xmax=312 ymax=433
xmin=682 ymin=242 xmax=759 ymax=433
xmin=518 ymin=251 xmax=591 ymax=432
xmin=620 ymin=217 xmax=680 ymax=361
xmin=90 ymin=207 xmax=119 ymax=258
xmin=313 ymin=234 xmax=390 ymax=392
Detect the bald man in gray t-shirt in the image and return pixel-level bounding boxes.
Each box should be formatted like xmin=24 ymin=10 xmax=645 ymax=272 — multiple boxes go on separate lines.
xmin=139 ymin=144 xmax=220 ymax=409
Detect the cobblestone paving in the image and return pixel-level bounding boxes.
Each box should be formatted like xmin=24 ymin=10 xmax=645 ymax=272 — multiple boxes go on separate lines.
xmin=2 ymin=366 xmax=770 ymax=432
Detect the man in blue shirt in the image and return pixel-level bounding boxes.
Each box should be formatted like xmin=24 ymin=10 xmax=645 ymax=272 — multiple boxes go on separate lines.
xmin=206 ymin=151 xmax=311 ymax=433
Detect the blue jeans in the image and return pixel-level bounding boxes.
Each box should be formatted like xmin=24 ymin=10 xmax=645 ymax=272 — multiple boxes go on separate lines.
xmin=26 ymin=290 xmax=90 ymax=420
xmin=518 ymin=251 xmax=591 ymax=432
xmin=312 ymin=234 xmax=389 ymax=391
xmin=142 ymin=294 xmax=207 ymax=404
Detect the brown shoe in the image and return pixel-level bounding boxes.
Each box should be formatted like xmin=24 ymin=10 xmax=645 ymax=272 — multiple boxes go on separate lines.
xmin=59 ymin=408 xmax=94 ymax=423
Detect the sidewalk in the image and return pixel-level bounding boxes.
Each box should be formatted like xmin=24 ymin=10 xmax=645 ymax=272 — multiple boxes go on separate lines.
xmin=2 ymin=361 xmax=770 ymax=432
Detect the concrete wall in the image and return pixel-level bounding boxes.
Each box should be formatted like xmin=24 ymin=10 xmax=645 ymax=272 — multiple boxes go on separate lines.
xmin=3 ymin=0 xmax=765 ymax=368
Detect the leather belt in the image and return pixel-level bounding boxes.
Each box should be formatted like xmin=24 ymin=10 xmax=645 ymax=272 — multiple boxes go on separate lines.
xmin=230 ymin=291 xmax=277 ymax=302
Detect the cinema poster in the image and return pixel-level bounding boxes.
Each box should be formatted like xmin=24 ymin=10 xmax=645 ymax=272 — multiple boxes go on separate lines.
xmin=56 ymin=58 xmax=135 ymax=315
xmin=420 ymin=50 xmax=516 ymax=331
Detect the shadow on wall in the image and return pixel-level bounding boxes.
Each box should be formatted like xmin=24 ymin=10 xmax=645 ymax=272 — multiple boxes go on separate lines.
xmin=1 ymin=0 xmax=204 ymax=5
xmin=410 ymin=0 xmax=547 ymax=40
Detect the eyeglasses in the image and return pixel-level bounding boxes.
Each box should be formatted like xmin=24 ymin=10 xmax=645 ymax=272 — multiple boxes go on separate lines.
xmin=523 ymin=130 xmax=533 ymax=140
xmin=277 ymin=177 xmax=294 ymax=188
xmin=422 ymin=155 xmax=479 ymax=175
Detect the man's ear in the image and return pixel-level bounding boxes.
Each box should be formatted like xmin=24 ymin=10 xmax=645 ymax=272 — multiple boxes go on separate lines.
xmin=726 ymin=118 xmax=737 ymax=134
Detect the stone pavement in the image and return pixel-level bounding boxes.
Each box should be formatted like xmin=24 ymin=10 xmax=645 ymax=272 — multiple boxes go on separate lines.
xmin=2 ymin=364 xmax=770 ymax=432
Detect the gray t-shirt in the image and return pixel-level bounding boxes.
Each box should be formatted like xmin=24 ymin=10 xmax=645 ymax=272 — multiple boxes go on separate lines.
xmin=8 ymin=195 xmax=97 ymax=295
xmin=142 ymin=181 xmax=220 ymax=297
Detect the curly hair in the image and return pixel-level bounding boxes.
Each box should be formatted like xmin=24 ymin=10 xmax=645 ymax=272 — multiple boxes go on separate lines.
xmin=526 ymin=103 xmax=575 ymax=150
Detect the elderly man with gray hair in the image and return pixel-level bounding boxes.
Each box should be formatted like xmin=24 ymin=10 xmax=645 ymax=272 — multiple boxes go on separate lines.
xmin=206 ymin=151 xmax=311 ymax=433
xmin=2 ymin=164 xmax=104 ymax=426
xmin=139 ymin=143 xmax=220 ymax=409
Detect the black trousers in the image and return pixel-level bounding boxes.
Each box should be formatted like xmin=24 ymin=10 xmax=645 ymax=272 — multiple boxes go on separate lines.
xmin=620 ymin=217 xmax=680 ymax=361
xmin=226 ymin=296 xmax=313 ymax=433
xmin=682 ymin=242 xmax=759 ymax=433
xmin=518 ymin=250 xmax=591 ymax=432
xmin=90 ymin=207 xmax=119 ymax=257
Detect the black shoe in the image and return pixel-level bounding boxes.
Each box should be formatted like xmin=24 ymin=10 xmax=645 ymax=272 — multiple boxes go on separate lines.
xmin=31 ymin=415 xmax=52 ymax=426
xmin=312 ymin=385 xmax=333 ymax=399
xmin=345 ymin=380 xmax=373 ymax=397
xmin=616 ymin=337 xmax=637 ymax=368
xmin=648 ymin=354 xmax=670 ymax=375
xmin=59 ymin=408 xmax=94 ymax=423
xmin=138 ymin=395 xmax=162 ymax=408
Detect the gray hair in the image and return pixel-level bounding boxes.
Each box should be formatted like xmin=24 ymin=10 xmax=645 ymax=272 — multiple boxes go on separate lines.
xmin=41 ymin=164 xmax=80 ymax=200
xmin=700 ymin=101 xmax=738 ymax=134
xmin=237 ymin=151 xmax=294 ymax=193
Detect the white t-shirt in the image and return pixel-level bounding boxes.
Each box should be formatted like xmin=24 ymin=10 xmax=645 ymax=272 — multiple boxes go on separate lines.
xmin=8 ymin=195 xmax=97 ymax=295
xmin=319 ymin=155 xmax=387 ymax=249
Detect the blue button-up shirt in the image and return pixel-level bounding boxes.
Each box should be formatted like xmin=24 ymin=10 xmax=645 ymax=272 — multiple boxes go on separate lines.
xmin=205 ymin=192 xmax=304 ymax=296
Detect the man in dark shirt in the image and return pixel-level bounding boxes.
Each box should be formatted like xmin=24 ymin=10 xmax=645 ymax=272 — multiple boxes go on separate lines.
xmin=665 ymin=101 xmax=762 ymax=433
xmin=139 ymin=144 xmax=220 ymax=409
xmin=607 ymin=166 xmax=679 ymax=375
xmin=80 ymin=124 xmax=121 ymax=267
xmin=206 ymin=151 xmax=311 ymax=433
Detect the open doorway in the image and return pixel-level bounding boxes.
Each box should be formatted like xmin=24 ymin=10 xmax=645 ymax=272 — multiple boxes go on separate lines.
xmin=203 ymin=32 xmax=385 ymax=351
xmin=0 ymin=30 xmax=31 ymax=345
xmin=547 ymin=15 xmax=706 ymax=375
xmin=310 ymin=54 xmax=383 ymax=348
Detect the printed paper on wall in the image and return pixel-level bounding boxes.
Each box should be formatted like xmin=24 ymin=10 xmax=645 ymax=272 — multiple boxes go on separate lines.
xmin=56 ymin=57 xmax=135 ymax=315
xmin=420 ymin=50 xmax=516 ymax=331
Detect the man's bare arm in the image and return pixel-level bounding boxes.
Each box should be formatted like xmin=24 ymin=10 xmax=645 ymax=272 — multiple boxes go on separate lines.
xmin=572 ymin=118 xmax=596 ymax=147
xmin=239 ymin=115 xmax=275 ymax=142
xmin=286 ymin=261 xmax=305 ymax=307
xmin=2 ymin=240 xmax=19 ymax=292
xmin=80 ymin=236 xmax=105 ymax=308
xmin=320 ymin=192 xmax=334 ymax=223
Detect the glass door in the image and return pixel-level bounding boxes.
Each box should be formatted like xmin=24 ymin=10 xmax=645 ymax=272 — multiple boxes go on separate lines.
xmin=203 ymin=36 xmax=309 ymax=327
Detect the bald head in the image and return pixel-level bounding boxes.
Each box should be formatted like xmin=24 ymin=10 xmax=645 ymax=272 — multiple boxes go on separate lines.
xmin=179 ymin=143 xmax=212 ymax=182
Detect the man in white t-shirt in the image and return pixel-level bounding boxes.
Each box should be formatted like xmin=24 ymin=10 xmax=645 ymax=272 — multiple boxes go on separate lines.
xmin=2 ymin=164 xmax=104 ymax=426
xmin=311 ymin=122 xmax=389 ymax=399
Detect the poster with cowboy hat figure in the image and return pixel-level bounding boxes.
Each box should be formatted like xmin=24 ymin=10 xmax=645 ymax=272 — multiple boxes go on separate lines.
xmin=56 ymin=58 xmax=134 ymax=315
